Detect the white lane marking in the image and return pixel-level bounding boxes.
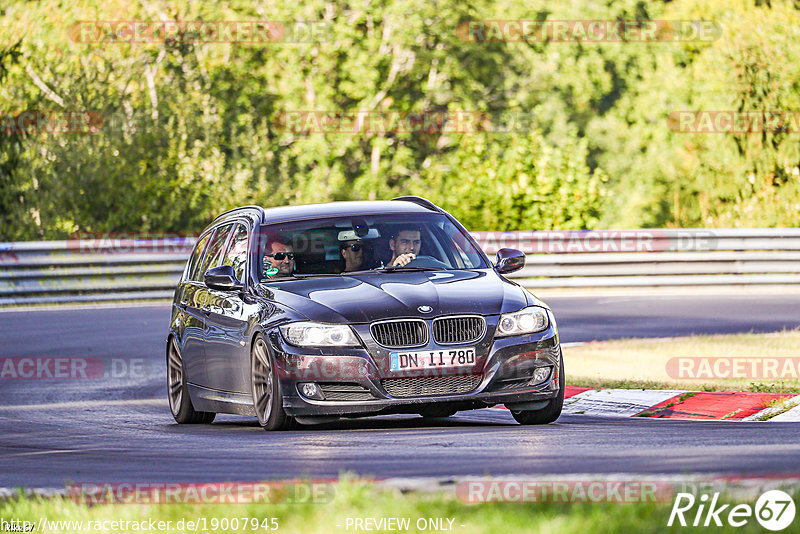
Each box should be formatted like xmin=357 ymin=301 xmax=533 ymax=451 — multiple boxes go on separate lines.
xmin=0 ymin=398 xmax=165 ymax=411
xmin=0 ymin=488 xmax=65 ymax=498
xmin=743 ymin=394 xmax=800 ymax=421
xmin=562 ymin=389 xmax=688 ymax=417
xmin=538 ymin=286 xmax=800 ymax=299
xmin=768 ymin=401 xmax=800 ymax=422
xmin=1 ymin=448 xmax=111 ymax=458
xmin=0 ymin=302 xmax=170 ymax=314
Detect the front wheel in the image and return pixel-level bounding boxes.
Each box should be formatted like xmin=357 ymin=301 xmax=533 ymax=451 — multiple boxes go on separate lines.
xmin=510 ymin=352 xmax=565 ymax=425
xmin=251 ymin=334 xmax=294 ymax=431
xmin=166 ymin=337 xmax=215 ymax=424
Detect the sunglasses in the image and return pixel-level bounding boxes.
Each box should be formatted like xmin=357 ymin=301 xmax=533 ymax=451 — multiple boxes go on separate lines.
xmin=343 ymin=244 xmax=362 ymax=252
xmin=265 ymin=252 xmax=295 ymax=261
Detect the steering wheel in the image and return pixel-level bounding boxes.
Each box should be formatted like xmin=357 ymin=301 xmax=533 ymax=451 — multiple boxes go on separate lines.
xmin=404 ymin=255 xmax=450 ymax=269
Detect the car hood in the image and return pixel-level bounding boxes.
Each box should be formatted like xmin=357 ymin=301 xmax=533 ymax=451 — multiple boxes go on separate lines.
xmin=257 ymin=270 xmax=541 ymax=324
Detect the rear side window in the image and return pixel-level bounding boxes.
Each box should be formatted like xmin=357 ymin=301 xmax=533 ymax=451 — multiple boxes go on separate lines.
xmin=222 ymin=224 xmax=249 ymax=282
xmin=186 ymin=232 xmax=211 ymax=282
xmin=195 ymin=223 xmax=233 ymax=281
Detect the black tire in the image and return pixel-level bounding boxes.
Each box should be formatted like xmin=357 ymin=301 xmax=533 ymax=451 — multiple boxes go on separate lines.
xmin=419 ymin=406 xmax=458 ymax=419
xmin=251 ymin=334 xmax=294 ymax=431
xmin=510 ymin=351 xmax=565 ymax=425
xmin=166 ymin=337 xmax=216 ymax=424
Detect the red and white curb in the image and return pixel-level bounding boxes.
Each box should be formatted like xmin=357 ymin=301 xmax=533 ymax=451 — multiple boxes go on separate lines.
xmin=558 ymin=386 xmax=800 ymax=421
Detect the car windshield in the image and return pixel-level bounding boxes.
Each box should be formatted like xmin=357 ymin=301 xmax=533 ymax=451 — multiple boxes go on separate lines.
xmin=255 ymin=213 xmax=487 ymax=281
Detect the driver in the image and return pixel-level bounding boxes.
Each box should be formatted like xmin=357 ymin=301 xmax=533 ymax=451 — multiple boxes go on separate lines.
xmin=388 ymin=227 xmax=422 ymax=267
xmin=340 ymin=240 xmax=365 ymax=272
xmin=263 ymin=239 xmax=295 ymax=279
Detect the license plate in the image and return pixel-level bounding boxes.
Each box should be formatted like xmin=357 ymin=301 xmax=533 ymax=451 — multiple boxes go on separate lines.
xmin=389 ymin=348 xmax=476 ymax=371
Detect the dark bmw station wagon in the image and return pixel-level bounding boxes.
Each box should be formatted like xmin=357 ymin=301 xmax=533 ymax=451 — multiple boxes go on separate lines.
xmin=167 ymin=197 xmax=564 ymax=430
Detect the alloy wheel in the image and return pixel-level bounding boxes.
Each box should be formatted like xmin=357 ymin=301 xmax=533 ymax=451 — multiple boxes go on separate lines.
xmin=252 ymin=337 xmax=274 ymax=424
xmin=167 ymin=337 xmax=184 ymax=416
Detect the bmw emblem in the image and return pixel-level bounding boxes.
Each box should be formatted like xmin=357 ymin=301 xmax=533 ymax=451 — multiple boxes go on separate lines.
xmin=418 ymin=305 xmax=433 ymax=313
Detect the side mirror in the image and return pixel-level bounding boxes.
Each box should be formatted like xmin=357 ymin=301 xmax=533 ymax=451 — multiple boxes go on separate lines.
xmin=495 ymin=248 xmax=526 ymax=274
xmin=204 ymin=265 xmax=243 ymax=291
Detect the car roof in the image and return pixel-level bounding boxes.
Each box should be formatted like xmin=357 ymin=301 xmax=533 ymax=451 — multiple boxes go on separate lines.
xmin=260 ymin=200 xmax=435 ymax=223
xmin=210 ymin=198 xmax=443 ymax=229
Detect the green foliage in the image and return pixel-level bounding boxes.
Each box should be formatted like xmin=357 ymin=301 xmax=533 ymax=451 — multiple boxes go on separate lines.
xmin=1 ymin=0 xmax=799 ymax=238
xmin=591 ymin=0 xmax=800 ymax=227
xmin=419 ymin=131 xmax=606 ymax=230
xmin=0 ymin=40 xmax=26 ymax=239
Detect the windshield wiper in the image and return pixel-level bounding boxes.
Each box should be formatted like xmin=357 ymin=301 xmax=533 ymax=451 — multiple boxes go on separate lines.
xmin=378 ymin=266 xmax=446 ymax=272
xmin=291 ymin=273 xmax=345 ymax=278
xmin=286 ymin=267 xmax=448 ymax=278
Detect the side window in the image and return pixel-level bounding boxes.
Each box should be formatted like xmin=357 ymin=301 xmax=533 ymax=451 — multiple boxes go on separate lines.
xmin=196 ymin=223 xmax=233 ymax=281
xmin=186 ymin=232 xmax=211 ymax=282
xmin=222 ymin=224 xmax=249 ymax=282
xmin=447 ymin=229 xmax=481 ymax=269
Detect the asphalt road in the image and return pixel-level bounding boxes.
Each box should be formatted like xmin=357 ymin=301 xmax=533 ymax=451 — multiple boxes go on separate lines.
xmin=1 ymin=292 xmax=800 ymax=488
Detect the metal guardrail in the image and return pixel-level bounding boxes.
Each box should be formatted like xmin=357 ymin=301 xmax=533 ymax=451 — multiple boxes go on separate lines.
xmin=471 ymin=228 xmax=800 ymax=288
xmin=0 ymin=238 xmax=194 ymax=306
xmin=1 ymin=229 xmax=799 ymax=305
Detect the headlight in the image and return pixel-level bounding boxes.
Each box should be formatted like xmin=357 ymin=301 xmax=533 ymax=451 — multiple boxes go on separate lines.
xmin=495 ymin=307 xmax=549 ymax=337
xmin=279 ymin=322 xmax=361 ymax=347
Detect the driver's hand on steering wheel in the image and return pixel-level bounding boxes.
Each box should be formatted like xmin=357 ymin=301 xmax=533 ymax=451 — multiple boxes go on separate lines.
xmin=390 ymin=253 xmax=416 ymax=267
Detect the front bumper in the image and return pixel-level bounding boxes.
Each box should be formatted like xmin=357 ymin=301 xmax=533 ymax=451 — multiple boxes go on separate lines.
xmin=266 ymin=318 xmax=562 ymax=418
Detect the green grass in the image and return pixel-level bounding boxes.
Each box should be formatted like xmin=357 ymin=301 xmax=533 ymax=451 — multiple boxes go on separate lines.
xmin=751 ymin=396 xmax=800 ymax=421
xmin=564 ymin=329 xmax=800 ymax=392
xmin=2 ymin=478 xmax=798 ymax=534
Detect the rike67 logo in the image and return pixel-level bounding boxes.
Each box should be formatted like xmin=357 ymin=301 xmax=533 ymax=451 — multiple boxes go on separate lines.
xmin=668 ymin=490 xmax=796 ymax=531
